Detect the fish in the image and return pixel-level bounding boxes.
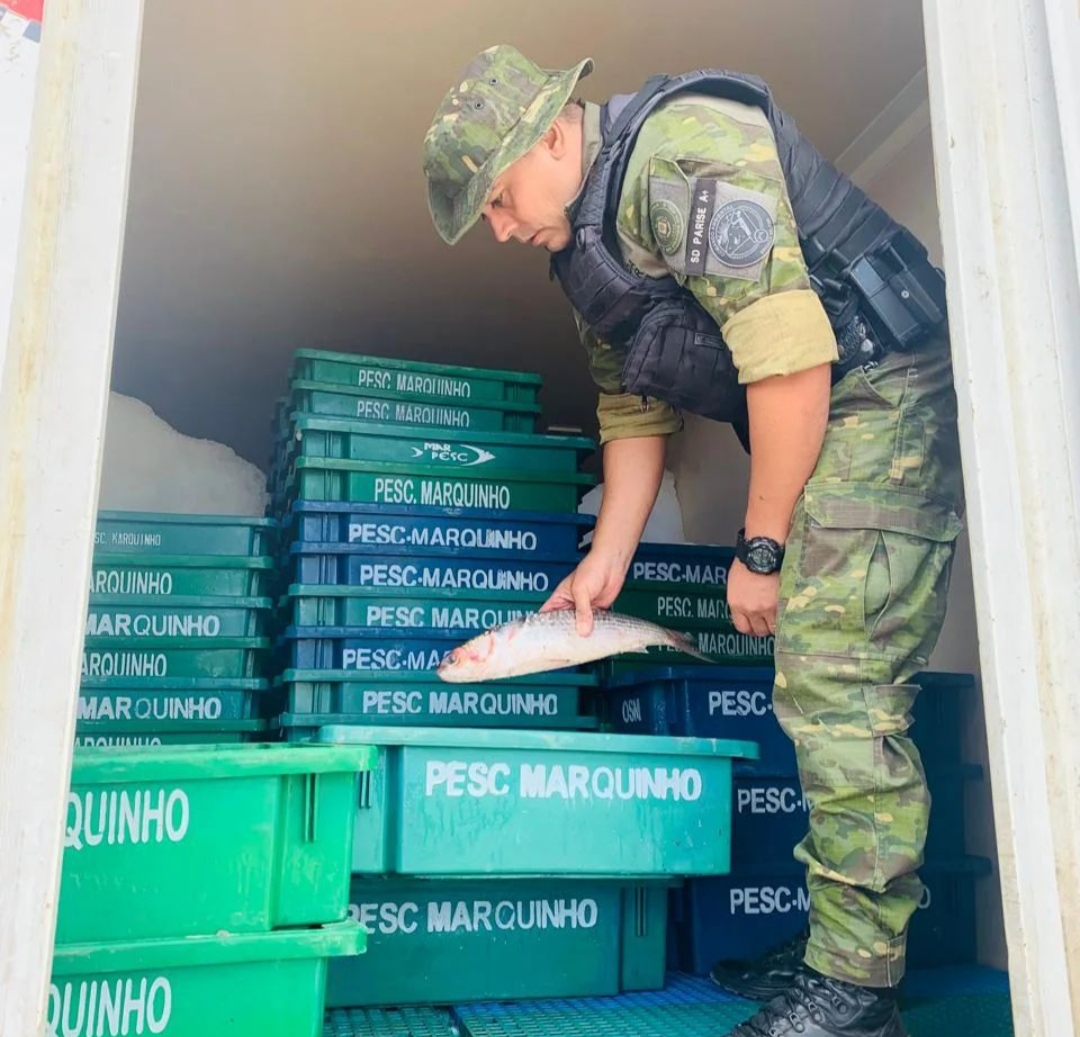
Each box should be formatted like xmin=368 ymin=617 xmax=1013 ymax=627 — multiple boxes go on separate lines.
xmin=435 ymin=608 xmax=712 ymax=682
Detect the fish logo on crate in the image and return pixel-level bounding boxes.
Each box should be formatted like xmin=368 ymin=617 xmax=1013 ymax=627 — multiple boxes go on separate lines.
xmin=408 ymin=441 xmax=496 ymax=468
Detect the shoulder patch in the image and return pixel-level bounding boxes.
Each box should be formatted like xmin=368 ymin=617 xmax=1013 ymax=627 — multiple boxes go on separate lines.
xmin=646 ymin=162 xmax=692 ymax=275
xmin=683 ymin=177 xmax=780 ymax=281
xmin=709 ymin=199 xmax=774 ymax=268
xmin=649 ymin=199 xmax=684 ymax=256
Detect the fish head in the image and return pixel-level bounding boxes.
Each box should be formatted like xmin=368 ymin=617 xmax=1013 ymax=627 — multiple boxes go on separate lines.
xmin=436 ymin=632 xmax=496 ymax=683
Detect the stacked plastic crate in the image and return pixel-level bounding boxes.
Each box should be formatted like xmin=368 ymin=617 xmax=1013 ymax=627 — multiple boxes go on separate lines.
xmin=603 ymin=544 xmax=990 ymax=974
xmin=264 ymin=348 xmax=760 ymax=1011
xmin=79 ymin=512 xmax=281 ymax=747
xmin=267 ymin=348 xmax=601 ymax=735
xmin=50 ymin=742 xmax=374 ymax=1036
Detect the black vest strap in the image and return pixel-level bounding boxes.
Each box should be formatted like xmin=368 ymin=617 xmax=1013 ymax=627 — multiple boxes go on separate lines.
xmin=551 ymin=68 xmax=944 ymax=452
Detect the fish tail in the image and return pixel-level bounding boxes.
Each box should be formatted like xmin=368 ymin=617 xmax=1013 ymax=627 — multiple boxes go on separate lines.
xmin=666 ymin=629 xmax=713 ymax=664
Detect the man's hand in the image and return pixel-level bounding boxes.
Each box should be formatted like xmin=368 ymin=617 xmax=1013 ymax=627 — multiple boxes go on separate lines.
xmin=540 ymin=432 xmax=668 ymax=638
xmin=727 ymin=560 xmax=780 ymax=637
xmin=540 ymin=548 xmax=627 ymax=636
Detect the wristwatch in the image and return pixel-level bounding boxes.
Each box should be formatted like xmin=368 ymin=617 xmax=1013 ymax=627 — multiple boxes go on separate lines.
xmin=736 ymin=528 xmax=785 ymax=575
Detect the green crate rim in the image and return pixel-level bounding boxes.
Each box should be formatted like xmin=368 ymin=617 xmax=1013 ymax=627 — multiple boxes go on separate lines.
xmin=93 ymin=553 xmax=277 ymax=571
xmin=279 ymin=668 xmax=598 ymax=688
xmin=292 ymin=348 xmax=543 ymax=384
xmin=311 ymin=723 xmax=758 ymax=760
xmin=280 ymin=711 xmax=600 ymax=733
xmin=290 ymin=379 xmax=543 ymax=414
xmin=76 ymin=719 xmax=270 ymax=734
xmin=70 ymin=741 xmax=378 ymax=781
xmin=96 ymin=511 xmax=278 ymax=529
xmin=52 ymin=920 xmax=365 ymax=973
xmin=83 ymin=636 xmax=272 ymax=649
xmin=289 ymin=456 xmax=595 ymax=485
xmin=78 ymin=677 xmax=273 ymax=691
xmin=289 ymin=416 xmax=594 ymax=452
xmin=88 ymin=594 xmax=275 ymax=610
xmin=285 ymin=585 xmax=550 ymax=604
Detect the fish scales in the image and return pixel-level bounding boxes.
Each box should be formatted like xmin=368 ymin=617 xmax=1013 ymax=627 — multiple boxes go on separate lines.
xmin=436 ymin=608 xmax=710 ymax=682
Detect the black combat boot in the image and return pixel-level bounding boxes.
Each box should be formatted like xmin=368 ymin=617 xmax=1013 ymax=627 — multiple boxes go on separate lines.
xmin=709 ymin=929 xmax=810 ymax=1001
xmin=723 ymin=970 xmax=908 ymax=1037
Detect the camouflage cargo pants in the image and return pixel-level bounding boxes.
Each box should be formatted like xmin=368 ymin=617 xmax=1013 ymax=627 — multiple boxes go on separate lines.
xmin=772 ymin=332 xmax=964 ymax=988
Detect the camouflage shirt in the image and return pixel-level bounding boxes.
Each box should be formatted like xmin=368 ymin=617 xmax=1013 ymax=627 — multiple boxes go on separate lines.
xmin=570 ymin=93 xmax=838 ymax=444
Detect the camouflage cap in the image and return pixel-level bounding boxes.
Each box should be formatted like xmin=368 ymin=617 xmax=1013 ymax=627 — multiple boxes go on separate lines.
xmin=423 ymin=45 xmax=594 ymax=245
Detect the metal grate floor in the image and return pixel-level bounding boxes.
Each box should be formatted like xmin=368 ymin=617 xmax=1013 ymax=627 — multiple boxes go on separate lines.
xmin=326 ymin=971 xmax=1014 ymax=1037
xmin=324 ymin=1007 xmax=460 ymax=1037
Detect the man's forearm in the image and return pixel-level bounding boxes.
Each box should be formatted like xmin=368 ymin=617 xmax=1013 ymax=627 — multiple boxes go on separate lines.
xmin=592 ymin=434 xmax=667 ymax=567
xmin=744 ymin=364 xmax=832 ymax=543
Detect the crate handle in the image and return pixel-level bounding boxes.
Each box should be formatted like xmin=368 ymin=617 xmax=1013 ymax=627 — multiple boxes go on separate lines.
xmin=357 ymin=771 xmax=373 ymax=810
xmin=634 ymin=886 xmax=648 ymax=937
xmin=302 ymin=773 xmax=318 ymax=843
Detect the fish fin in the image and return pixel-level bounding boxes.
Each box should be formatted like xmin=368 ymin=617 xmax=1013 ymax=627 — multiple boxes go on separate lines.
xmin=667 ymin=629 xmax=714 ymax=664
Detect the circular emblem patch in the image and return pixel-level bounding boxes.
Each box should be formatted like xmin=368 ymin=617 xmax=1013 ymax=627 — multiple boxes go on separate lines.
xmin=650 ymin=199 xmax=685 ymax=256
xmin=708 ymin=200 xmax=775 ymax=268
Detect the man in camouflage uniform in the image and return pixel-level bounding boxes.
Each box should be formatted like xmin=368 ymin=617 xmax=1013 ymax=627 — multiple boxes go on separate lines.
xmin=422 ymin=46 xmax=964 ymax=1037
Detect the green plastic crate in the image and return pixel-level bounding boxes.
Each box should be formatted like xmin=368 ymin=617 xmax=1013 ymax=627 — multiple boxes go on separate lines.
xmin=291 ymin=349 xmax=542 ymax=403
xmin=81 ymin=637 xmax=272 ymax=681
xmin=311 ymin=726 xmax=757 ymax=877
xmin=91 ymin=555 xmax=277 ymax=598
xmin=86 ymin=595 xmax=274 ymax=639
xmin=288 ymin=417 xmax=593 ymax=473
xmin=280 ymin=668 xmax=596 ymax=731
xmin=49 ymin=922 xmax=364 ymax=1037
xmin=290 ymin=379 xmax=540 ymax=433
xmin=285 ymin=587 xmax=546 ymax=630
xmin=74 ymin=719 xmax=270 ymax=747
xmin=285 ymin=458 xmax=593 ymax=513
xmin=95 ymin=511 xmax=277 ymax=557
xmin=326 ymin=877 xmax=670 ymax=1008
xmin=58 ymin=743 xmax=377 ymax=943
xmin=597 ymin=627 xmax=776 ymax=674
xmin=616 ymin=584 xmax=732 ymax=628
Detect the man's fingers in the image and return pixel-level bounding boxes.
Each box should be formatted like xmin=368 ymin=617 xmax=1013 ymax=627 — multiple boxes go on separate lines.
xmin=573 ymin=583 xmax=594 ymax=637
xmin=731 ymin=610 xmax=750 ymax=636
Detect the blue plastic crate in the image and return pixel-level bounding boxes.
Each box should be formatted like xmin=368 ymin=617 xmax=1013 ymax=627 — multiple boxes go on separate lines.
xmin=603 ymin=667 xmax=789 ymax=775
xmin=730 ymin=766 xmax=981 ymax=873
xmin=910 ymin=671 xmax=975 ymax=766
xmin=288 ymin=544 xmax=574 ymax=596
xmin=282 ymin=627 xmax=459 ymax=672
xmin=603 ymin=666 xmax=970 ymax=772
xmin=671 ymin=857 xmax=992 ymax=974
xmin=285 ymin=502 xmax=594 ymax=558
xmin=627 ymin=543 xmax=735 ymax=590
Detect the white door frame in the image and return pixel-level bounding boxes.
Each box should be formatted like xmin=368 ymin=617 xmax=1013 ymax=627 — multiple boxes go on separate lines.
xmin=0 ymin=1 xmax=146 ymax=1033
xmin=1 ymin=0 xmax=1078 ymax=1032
xmin=923 ymin=0 xmax=1080 ymax=1033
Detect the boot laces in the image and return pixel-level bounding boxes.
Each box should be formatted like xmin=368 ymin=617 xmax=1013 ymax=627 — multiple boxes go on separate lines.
xmin=732 ymin=973 xmax=857 ymax=1036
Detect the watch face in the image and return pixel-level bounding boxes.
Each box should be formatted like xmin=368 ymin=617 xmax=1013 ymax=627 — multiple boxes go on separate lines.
xmin=747 ymin=543 xmax=778 ymax=572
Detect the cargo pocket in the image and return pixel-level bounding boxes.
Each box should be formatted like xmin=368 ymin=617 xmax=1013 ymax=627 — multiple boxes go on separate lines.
xmin=802 ymin=486 xmax=964 ymax=665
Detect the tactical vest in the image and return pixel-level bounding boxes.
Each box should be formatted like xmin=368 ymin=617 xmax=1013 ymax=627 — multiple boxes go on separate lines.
xmin=549 ymin=69 xmax=947 ymax=448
